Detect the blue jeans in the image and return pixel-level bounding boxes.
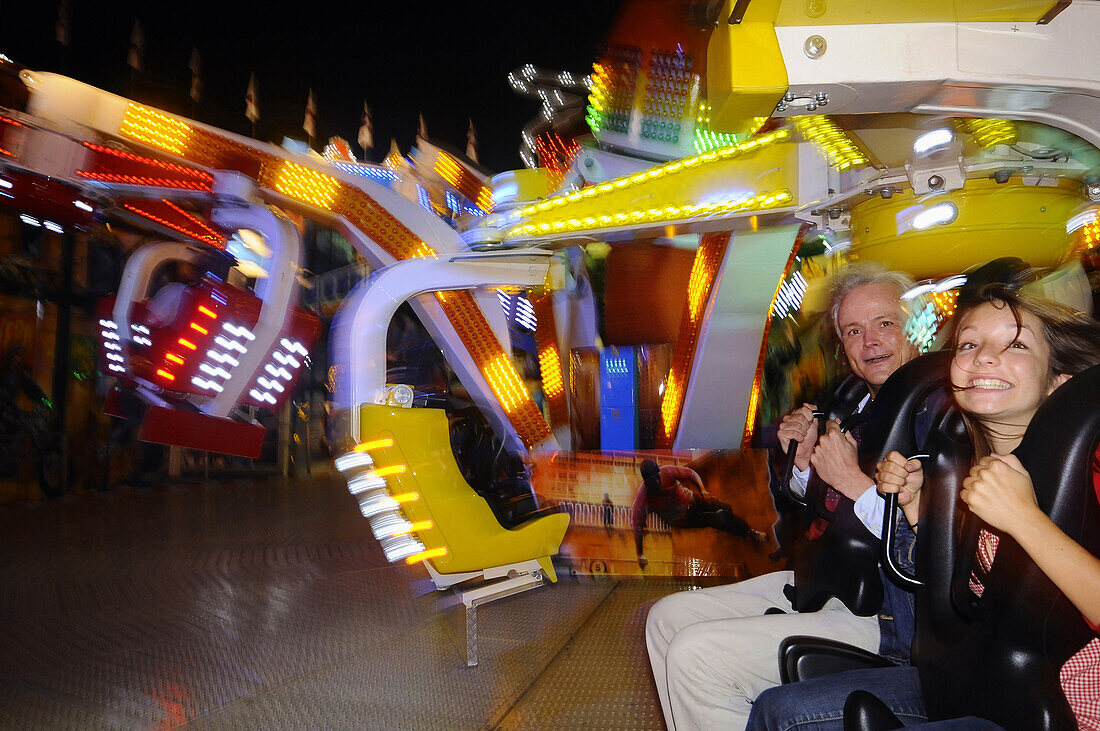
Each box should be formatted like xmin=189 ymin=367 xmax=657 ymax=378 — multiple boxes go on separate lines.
xmin=878 ymin=517 xmax=917 ymax=664
xmin=746 ymin=666 xmax=1003 ymax=730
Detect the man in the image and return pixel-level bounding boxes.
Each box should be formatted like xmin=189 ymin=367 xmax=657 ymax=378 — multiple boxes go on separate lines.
xmin=632 ymin=459 xmax=768 ymax=569
xmin=645 ymin=263 xmax=919 ymax=730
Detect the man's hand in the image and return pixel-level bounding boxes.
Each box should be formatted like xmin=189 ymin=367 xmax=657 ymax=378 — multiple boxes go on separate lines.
xmin=777 ymin=403 xmax=819 ymax=472
xmin=810 ymin=420 xmax=873 ymax=501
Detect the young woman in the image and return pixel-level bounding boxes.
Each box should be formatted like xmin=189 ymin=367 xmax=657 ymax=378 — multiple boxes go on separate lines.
xmin=746 ymin=285 xmax=1100 ymax=730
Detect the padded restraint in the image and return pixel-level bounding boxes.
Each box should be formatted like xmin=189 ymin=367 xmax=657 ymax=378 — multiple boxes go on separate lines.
xmin=790 ymin=351 xmax=953 ymax=615
xmin=915 ymin=364 xmax=1100 ymax=729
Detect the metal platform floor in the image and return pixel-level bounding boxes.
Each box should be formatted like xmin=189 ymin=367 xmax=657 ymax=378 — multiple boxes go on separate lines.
xmin=0 ymin=473 xmax=715 ymax=729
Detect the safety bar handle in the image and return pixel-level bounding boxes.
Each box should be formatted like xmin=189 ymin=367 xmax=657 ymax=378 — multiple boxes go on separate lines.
xmin=880 ymin=453 xmax=928 ymax=591
xmin=775 ymin=410 xmax=825 ymax=507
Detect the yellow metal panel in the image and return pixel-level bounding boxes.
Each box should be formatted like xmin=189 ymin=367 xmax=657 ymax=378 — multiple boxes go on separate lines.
xmin=358 ymin=405 xmax=569 ymax=576
xmin=509 ymin=130 xmax=797 ymax=240
xmin=774 ymin=0 xmax=1059 ymax=25
xmin=850 ymin=177 xmax=1082 ymax=278
xmin=492 ymin=168 xmax=551 ymax=204
xmin=706 ymin=16 xmax=788 ymax=134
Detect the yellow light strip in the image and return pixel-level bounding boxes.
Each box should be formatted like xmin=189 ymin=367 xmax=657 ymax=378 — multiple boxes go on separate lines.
xmin=410 ymin=242 xmax=437 ymax=258
xmin=957 ymin=118 xmax=1017 ymax=149
xmin=120 ymin=103 xmax=192 ymax=155
xmin=518 ymin=128 xmax=791 ymax=219
xmin=373 ymin=464 xmax=407 ymax=478
xmin=741 ymin=235 xmax=802 ymax=450
xmin=391 ymin=519 xmax=433 ymax=537
xmin=792 ymin=116 xmax=870 ymax=171
xmin=538 ymin=343 xmax=565 ymax=400
xmin=511 ymin=189 xmax=792 ymax=238
xmin=930 ymin=289 xmax=959 ymax=317
xmin=658 ymin=232 xmax=731 ymax=447
xmin=435 ymin=291 xmax=553 ymax=446
xmin=588 ymin=62 xmax=609 ymax=113
xmin=433 ymin=151 xmax=494 ymax=212
xmin=405 ymin=546 xmax=448 ymax=565
xmin=482 ymin=353 xmax=531 ymax=414
xmin=353 ymin=437 xmax=396 ymax=453
xmin=270 ymin=161 xmax=340 ymax=209
xmin=392 ymin=491 xmax=420 ymax=503
xmin=531 ymin=294 xmax=568 ymax=426
xmin=686 ymin=246 xmax=715 ymax=324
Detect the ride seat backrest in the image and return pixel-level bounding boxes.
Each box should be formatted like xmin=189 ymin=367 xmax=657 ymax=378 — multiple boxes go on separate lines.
xmin=791 ymin=351 xmax=953 ymax=615
xmin=908 ymin=404 xmax=973 ymax=655
xmin=915 ymin=363 xmax=1100 ymax=730
xmin=145 ymin=282 xmax=190 ymax=328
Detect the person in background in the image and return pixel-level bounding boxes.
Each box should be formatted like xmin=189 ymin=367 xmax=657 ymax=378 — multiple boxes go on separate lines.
xmin=632 ymin=459 xmax=768 ymax=569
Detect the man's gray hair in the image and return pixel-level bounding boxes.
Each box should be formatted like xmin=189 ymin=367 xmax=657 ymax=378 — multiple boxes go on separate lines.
xmin=827 ymin=262 xmax=917 ymax=337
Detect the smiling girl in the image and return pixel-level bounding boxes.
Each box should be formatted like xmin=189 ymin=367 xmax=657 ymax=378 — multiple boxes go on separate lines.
xmin=747 ymin=285 xmax=1100 ymax=730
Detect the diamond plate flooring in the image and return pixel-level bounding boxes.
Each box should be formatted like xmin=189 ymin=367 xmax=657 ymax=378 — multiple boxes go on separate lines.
xmin=0 ymin=473 xmax=723 ymax=729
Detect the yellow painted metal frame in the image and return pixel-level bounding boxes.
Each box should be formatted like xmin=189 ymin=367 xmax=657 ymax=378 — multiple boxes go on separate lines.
xmin=508 ymin=129 xmax=797 ymax=240
xmin=850 ymin=177 xmax=1083 ymax=278
xmin=358 ymin=404 xmax=569 ymax=579
xmin=707 ymin=2 xmax=788 ymax=133
xmin=703 ymin=0 xmax=1056 ymax=132
xmin=770 ymin=0 xmax=1059 ymax=26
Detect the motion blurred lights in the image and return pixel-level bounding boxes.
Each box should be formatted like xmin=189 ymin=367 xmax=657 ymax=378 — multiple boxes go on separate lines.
xmin=1067 ymin=208 xmax=1099 ymax=233
xmin=792 ymin=117 xmax=870 ymax=171
xmin=335 ymin=451 xmax=374 ymax=472
xmin=935 ymin=274 xmax=967 ymax=292
xmin=909 ymin=202 xmax=959 ymax=231
xmin=120 ymin=103 xmax=192 ymax=155
xmin=416 ymin=185 xmax=432 ymax=211
xmin=522 ymin=128 xmax=790 ymax=217
xmin=271 ymin=161 xmax=339 ymax=209
xmin=823 ymin=235 xmax=851 ymax=255
xmin=512 ymin=189 xmax=792 ymax=238
xmin=957 ymin=118 xmax=1017 ymax=149
xmin=771 ymin=270 xmax=808 ymax=318
xmin=913 ymin=128 xmax=954 ymax=155
xmin=330 ymin=161 xmax=399 ymax=184
xmin=19 ymin=214 xmax=40 ymax=226
xmin=405 ymin=546 xmax=447 ymax=565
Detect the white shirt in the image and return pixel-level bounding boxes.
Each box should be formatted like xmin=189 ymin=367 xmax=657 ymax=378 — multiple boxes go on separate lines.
xmin=787 ymin=393 xmax=884 ymax=536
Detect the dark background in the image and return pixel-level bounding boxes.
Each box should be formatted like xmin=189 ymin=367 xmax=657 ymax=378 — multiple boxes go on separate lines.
xmin=1 ymin=1 xmax=623 ymax=172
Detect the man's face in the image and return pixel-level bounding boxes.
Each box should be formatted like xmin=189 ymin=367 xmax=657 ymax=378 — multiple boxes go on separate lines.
xmin=836 ymin=282 xmax=917 ymax=395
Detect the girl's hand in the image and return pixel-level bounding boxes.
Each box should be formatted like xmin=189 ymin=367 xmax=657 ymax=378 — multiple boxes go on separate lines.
xmin=959 ymin=454 xmax=1043 ymax=536
xmin=875 ymin=451 xmax=924 ymax=508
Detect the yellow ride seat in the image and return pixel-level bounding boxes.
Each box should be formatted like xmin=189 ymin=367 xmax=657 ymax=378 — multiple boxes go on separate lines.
xmin=358 ymin=404 xmax=569 ymax=581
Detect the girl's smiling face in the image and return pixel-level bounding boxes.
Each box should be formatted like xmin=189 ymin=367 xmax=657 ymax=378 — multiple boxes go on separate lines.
xmin=951 ymin=301 xmax=1066 ymax=430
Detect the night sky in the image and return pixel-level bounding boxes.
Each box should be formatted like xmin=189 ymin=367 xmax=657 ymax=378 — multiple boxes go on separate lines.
xmin=2 ymin=1 xmax=623 ymax=173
